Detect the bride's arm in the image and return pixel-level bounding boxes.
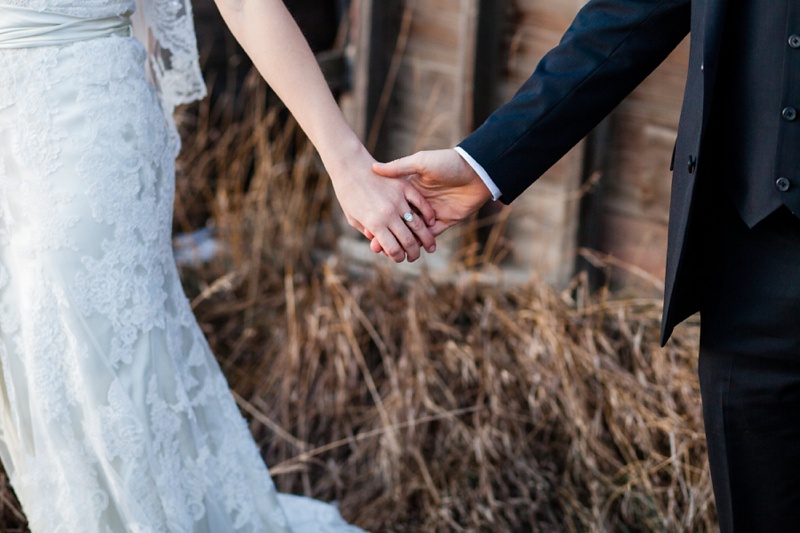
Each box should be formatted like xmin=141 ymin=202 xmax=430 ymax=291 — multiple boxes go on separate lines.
xmin=212 ymin=0 xmax=436 ymax=262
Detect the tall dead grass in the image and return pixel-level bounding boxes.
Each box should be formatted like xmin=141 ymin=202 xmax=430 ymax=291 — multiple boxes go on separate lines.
xmin=0 ymin=70 xmax=715 ymax=531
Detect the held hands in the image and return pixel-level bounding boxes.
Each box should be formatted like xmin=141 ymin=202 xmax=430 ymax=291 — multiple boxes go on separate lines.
xmin=213 ymin=0 xmax=439 ymax=263
xmin=327 ymin=144 xmax=438 ymax=263
xmin=214 ymin=0 xmax=474 ymax=263
xmin=371 ymin=149 xmax=493 ymax=254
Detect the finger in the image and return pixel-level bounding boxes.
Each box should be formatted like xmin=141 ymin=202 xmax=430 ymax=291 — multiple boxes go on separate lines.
xmin=389 ymin=218 xmax=422 ymax=262
xmin=403 ymin=183 xmax=437 ymax=227
xmin=372 ymin=154 xmax=425 ymax=179
xmin=372 ymin=228 xmax=406 ymax=263
xmin=345 ymin=211 xmax=364 ymax=229
xmin=370 ymin=238 xmax=383 ymax=254
xmin=400 ymin=208 xmax=436 ymax=254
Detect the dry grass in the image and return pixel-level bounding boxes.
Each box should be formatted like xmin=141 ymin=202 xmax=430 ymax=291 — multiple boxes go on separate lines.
xmin=0 ymin=70 xmax=715 ymax=532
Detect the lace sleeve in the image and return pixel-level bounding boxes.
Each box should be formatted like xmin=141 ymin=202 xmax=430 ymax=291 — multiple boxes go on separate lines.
xmin=131 ymin=0 xmax=206 ymax=118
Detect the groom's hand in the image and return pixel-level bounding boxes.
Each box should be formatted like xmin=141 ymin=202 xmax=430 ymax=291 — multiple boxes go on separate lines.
xmin=371 ymin=149 xmax=493 ymax=253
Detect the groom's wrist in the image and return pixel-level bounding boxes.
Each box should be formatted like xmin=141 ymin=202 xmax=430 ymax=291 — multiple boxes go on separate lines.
xmin=453 ymin=147 xmax=501 ymax=200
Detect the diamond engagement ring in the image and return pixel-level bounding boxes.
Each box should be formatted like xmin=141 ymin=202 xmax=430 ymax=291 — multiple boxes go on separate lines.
xmin=402 ymin=212 xmax=414 ymax=223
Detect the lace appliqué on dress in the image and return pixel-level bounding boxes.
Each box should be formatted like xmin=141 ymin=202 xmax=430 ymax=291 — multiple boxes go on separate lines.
xmin=131 ymin=0 xmax=206 ymax=117
xmin=0 ymin=35 xmax=291 ymax=533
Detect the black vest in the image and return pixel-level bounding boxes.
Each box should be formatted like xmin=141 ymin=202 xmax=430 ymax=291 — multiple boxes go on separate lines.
xmin=707 ymin=0 xmax=800 ymax=227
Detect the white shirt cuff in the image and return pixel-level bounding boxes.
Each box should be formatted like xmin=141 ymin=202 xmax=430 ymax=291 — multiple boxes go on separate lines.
xmin=453 ymin=146 xmax=502 ymax=201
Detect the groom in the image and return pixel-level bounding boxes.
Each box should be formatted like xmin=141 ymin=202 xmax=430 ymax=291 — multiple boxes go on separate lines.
xmin=373 ymin=0 xmax=800 ymax=530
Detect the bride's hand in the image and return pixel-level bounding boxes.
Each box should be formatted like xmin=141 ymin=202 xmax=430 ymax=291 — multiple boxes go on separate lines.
xmin=212 ymin=0 xmax=436 ymax=262
xmin=326 ymin=143 xmax=437 ymax=263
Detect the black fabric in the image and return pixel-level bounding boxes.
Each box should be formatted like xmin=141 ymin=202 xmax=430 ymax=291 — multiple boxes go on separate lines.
xmin=707 ymin=0 xmax=799 ymax=228
xmin=694 ymin=190 xmax=800 ymax=532
xmin=699 ymin=349 xmax=800 ymax=533
xmin=698 ymin=192 xmax=800 ymax=357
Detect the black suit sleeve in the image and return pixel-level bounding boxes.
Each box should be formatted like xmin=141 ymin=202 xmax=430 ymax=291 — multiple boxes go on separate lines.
xmin=459 ymin=0 xmax=691 ymax=203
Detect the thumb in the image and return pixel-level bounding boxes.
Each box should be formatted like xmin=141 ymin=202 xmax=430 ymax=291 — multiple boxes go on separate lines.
xmin=372 ymin=154 xmax=424 ymax=178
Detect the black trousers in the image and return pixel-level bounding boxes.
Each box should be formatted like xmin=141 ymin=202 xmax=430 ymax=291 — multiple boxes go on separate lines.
xmin=697 ymin=192 xmax=800 ymax=532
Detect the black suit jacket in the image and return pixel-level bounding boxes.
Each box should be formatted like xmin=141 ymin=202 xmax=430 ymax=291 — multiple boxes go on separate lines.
xmin=459 ymin=0 xmax=729 ymax=345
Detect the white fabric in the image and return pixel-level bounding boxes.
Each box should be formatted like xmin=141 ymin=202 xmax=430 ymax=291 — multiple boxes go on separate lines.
xmin=0 ymin=6 xmax=131 ymax=48
xmin=129 ymin=0 xmax=206 ymax=118
xmin=453 ymin=146 xmax=502 ymax=201
xmin=0 ymin=0 xmax=132 ymax=17
xmin=0 ymin=3 xmax=364 ymax=532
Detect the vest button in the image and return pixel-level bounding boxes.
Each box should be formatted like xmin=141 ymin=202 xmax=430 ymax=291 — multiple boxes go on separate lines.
xmin=776 ymin=177 xmax=791 ymax=192
xmin=782 ymin=107 xmax=797 ymax=121
xmin=790 ymin=34 xmax=800 ymax=48
xmin=687 ymin=155 xmax=697 ymax=174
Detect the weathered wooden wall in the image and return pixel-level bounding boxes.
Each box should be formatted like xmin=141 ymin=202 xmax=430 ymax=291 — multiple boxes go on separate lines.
xmin=487 ymin=0 xmax=588 ymax=287
xmin=343 ymin=0 xmax=479 ymax=157
xmin=341 ymin=0 xmax=690 ymax=290
xmin=598 ymin=41 xmax=689 ymax=291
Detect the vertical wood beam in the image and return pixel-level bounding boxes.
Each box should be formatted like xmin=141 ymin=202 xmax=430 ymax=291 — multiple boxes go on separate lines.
xmin=473 ymin=0 xmax=508 ymax=127
xmin=345 ymin=0 xmax=401 ymax=147
xmin=454 ymin=0 xmax=480 ymax=142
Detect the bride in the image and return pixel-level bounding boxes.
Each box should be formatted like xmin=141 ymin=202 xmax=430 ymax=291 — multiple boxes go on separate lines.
xmin=0 ymin=0 xmax=435 ymax=531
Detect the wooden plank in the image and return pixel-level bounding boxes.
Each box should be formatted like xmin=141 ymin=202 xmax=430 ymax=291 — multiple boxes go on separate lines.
xmin=502 ymin=144 xmax=585 ymax=286
xmin=342 ymin=0 xmax=377 ymax=140
xmin=595 ymin=37 xmax=689 ymax=283
xmin=357 ymin=0 xmax=480 ymax=160
xmin=494 ymin=0 xmax=585 ymax=103
xmin=481 ymin=0 xmax=587 ymax=287
xmin=598 ymin=211 xmax=668 ymax=293
xmin=455 ymin=0 xmax=480 ymax=141
xmin=603 ymin=123 xmax=675 ymax=224
xmin=616 ymin=41 xmax=690 ymax=127
xmin=378 ymin=40 xmax=463 ymax=154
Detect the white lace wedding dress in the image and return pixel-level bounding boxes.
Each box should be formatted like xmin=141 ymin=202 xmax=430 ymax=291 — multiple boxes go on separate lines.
xmin=0 ymin=2 xmax=364 ymax=532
